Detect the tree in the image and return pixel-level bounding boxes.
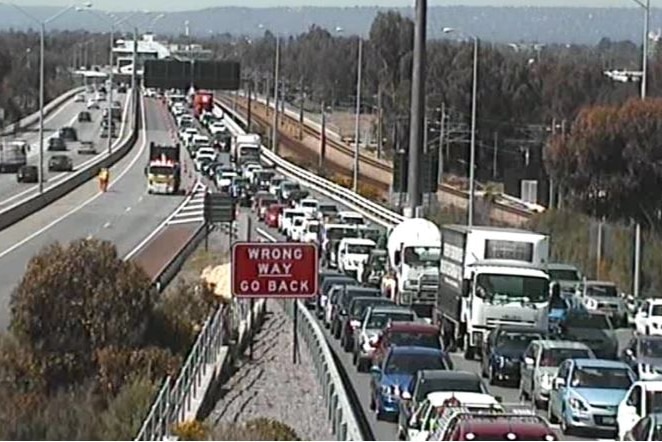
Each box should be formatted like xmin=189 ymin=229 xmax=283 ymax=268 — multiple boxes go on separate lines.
xmin=544 ymin=97 xmax=662 ymax=227
xmin=10 ymin=238 xmax=154 ymax=389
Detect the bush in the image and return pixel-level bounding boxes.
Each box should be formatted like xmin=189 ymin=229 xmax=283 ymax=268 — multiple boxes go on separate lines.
xmin=97 ymin=376 xmax=159 ymax=440
xmin=212 ymin=418 xmax=301 ymax=441
xmin=173 ymin=420 xmax=210 ymax=440
xmin=10 ymin=239 xmax=154 ymax=390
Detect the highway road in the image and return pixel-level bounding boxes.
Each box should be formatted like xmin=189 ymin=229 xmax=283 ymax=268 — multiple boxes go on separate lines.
xmin=244 ymin=180 xmax=631 ymax=442
xmin=0 ymin=94 xmax=190 ymax=329
xmin=0 ymin=90 xmax=129 ymax=210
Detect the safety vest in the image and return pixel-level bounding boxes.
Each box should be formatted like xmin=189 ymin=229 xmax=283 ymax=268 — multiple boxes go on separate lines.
xmin=99 ymin=169 xmax=109 ymax=180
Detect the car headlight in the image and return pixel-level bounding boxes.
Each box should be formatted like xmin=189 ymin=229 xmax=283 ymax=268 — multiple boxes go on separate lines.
xmin=349 ymin=320 xmax=361 ymax=328
xmin=381 ymin=385 xmax=391 ymax=395
xmin=568 ymin=396 xmax=588 ymax=412
xmin=586 ymin=298 xmax=598 ymax=309
xmin=497 ymin=355 xmax=506 ymax=368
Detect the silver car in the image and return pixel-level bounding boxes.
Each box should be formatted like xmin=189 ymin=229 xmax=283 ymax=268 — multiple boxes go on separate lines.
xmin=580 ymin=280 xmax=627 ymax=326
xmin=519 ymin=339 xmax=596 ymax=408
xmin=352 ymin=305 xmax=416 ymax=372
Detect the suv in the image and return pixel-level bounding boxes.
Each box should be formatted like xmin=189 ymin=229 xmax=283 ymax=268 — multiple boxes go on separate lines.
xmin=358 ymin=249 xmax=387 ymax=286
xmin=77 ymin=111 xmax=92 ymax=122
xmin=371 ymin=321 xmax=442 ymax=369
xmin=340 ymin=294 xmax=393 ymax=353
xmin=48 ymin=154 xmax=73 ymax=172
xmin=58 ymin=126 xmax=78 ymax=142
xmin=48 ymin=137 xmax=66 ymax=151
xmin=16 ymin=165 xmax=38 ymax=183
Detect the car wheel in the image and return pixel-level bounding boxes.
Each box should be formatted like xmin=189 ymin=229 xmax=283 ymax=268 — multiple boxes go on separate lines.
xmin=343 ymin=336 xmax=352 ymax=353
xmin=547 ymin=401 xmax=558 ymax=424
xmin=560 ymin=408 xmax=574 ymax=435
xmin=518 ymin=379 xmax=528 ymax=401
xmin=488 ymin=364 xmax=497 ymax=386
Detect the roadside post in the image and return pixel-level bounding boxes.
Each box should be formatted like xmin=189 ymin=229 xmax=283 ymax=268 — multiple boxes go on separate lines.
xmin=203 ymin=191 xmax=235 ymax=251
xmin=232 ymin=242 xmax=318 ymax=364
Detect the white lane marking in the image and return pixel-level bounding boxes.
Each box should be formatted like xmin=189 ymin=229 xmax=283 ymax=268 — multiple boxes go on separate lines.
xmin=138 ymin=196 xmax=143 ymax=202
xmin=0 ymin=94 xmax=147 ymax=261
xmin=125 ymin=206 xmax=132 ymax=212
xmin=256 ymin=227 xmax=277 ymax=242
xmin=0 ymin=93 xmax=132 ymax=207
xmin=166 ymin=216 xmax=204 ymax=225
xmin=103 ymin=221 xmax=111 ymax=229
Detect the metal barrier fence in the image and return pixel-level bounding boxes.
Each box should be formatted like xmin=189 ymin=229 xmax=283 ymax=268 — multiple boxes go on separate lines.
xmin=135 ymin=304 xmax=227 ymax=440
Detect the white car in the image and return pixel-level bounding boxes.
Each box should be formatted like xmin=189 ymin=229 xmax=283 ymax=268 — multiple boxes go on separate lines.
xmin=86 ymin=99 xmax=99 ymax=109
xmin=617 ymin=380 xmax=662 ymax=440
xmin=289 ymin=216 xmax=306 ymax=241
xmin=337 ymin=238 xmax=376 ymax=276
xmin=243 ymin=163 xmax=263 ymax=182
xmin=195 ymin=147 xmax=216 ymax=160
xmin=191 ymin=134 xmax=210 ymax=147
xmin=94 ymin=92 xmax=106 ymax=102
xmin=298 ymin=198 xmax=319 ymax=217
xmin=580 ymin=280 xmax=628 ymax=326
xmin=338 ymin=210 xmax=365 ymax=225
xmin=209 ymin=121 xmax=226 ymax=134
xmin=634 ymin=299 xmax=662 ymax=336
xmin=215 ymin=171 xmax=237 ymax=190
xmin=179 ymin=128 xmax=198 ymax=144
xmin=324 ymin=285 xmax=344 ymax=329
xmin=177 ymin=114 xmax=194 ymax=127
xmin=280 ymin=208 xmax=306 ymax=235
xmin=74 ymin=93 xmax=85 ymax=102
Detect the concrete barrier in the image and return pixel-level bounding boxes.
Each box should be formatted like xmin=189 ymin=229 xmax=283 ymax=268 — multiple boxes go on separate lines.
xmin=0 ymin=91 xmax=140 ymax=232
xmin=1 ymin=87 xmax=85 ymax=135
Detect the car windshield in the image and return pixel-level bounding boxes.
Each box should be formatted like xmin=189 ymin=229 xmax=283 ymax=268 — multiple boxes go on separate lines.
xmin=652 ymin=305 xmax=662 ymax=316
xmin=351 ymin=299 xmax=392 ymax=317
xmin=586 ymin=285 xmax=618 ymax=298
xmin=150 ymin=166 xmax=175 ymax=175
xmin=368 ymin=312 xmax=414 ymax=329
xmin=385 ymin=352 xmax=447 ymax=375
xmin=347 ymin=244 xmax=373 ymax=254
xmin=302 ymin=201 xmax=317 ymax=208
xmin=342 ymin=216 xmax=364 ymax=224
xmin=322 ymin=278 xmax=353 ymax=295
xmin=282 ymin=183 xmax=300 ymax=191
xmin=570 ymin=366 xmax=633 ymax=389
xmin=564 ymin=314 xmax=612 ymax=330
xmin=391 ymin=332 xmax=440 ymax=349
xmin=403 ymin=246 xmax=441 ymax=266
xmin=476 ymin=274 xmax=549 ymax=304
xmin=497 ymin=332 xmax=543 ymax=351
xmin=549 ymin=269 xmax=581 ymax=281
xmin=639 ymin=338 xmax=662 ymax=358
xmin=320 ymin=204 xmax=338 ymax=214
xmin=416 ymin=377 xmax=484 ymax=401
xmin=540 ymin=348 xmax=592 ymax=367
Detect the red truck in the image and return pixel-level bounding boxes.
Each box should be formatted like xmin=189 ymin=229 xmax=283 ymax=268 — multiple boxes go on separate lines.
xmin=193 ymin=91 xmax=213 ymax=117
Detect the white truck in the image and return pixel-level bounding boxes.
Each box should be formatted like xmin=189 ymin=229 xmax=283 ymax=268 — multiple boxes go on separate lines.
xmin=435 ymin=225 xmax=551 ymax=360
xmin=0 ymin=140 xmax=28 ymax=172
xmin=232 ymin=133 xmax=261 ymax=165
xmin=381 ymin=218 xmax=441 ymax=319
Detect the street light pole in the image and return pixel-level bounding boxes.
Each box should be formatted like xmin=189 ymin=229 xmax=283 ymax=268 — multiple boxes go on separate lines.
xmin=272 ymin=36 xmax=280 ymax=153
xmin=353 ymin=38 xmax=363 ymax=193
xmin=8 ymin=3 xmax=78 ymax=193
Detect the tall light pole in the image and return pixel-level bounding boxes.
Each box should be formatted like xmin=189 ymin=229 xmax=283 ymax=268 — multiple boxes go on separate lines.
xmin=273 ymin=36 xmax=280 ymax=154
xmin=7 ymin=2 xmax=80 ymax=193
xmin=353 ymin=38 xmax=363 ymax=193
xmin=632 ymin=0 xmax=650 ymax=300
xmin=444 ymin=27 xmax=478 ymax=228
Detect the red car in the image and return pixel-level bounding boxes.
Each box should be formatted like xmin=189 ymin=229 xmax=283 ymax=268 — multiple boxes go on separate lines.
xmin=371 ymin=321 xmax=441 ymax=368
xmin=265 ymin=204 xmax=286 ymax=228
xmin=440 ymin=415 xmax=557 ymax=441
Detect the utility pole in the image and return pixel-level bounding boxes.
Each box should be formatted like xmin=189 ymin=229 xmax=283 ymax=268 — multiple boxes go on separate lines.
xmin=247 ymin=79 xmax=253 ymax=132
xmin=353 ymin=38 xmax=363 ymax=193
xmin=492 ymin=131 xmax=498 ymax=179
xmin=406 ymin=0 xmax=427 ymax=216
xmin=377 ymin=85 xmax=383 ymax=159
xmin=319 ymin=101 xmax=327 ymax=171
xmin=272 ymin=36 xmax=280 ymax=153
xmin=437 ymin=102 xmax=445 ymax=186
xmin=298 ymin=76 xmax=304 ymax=140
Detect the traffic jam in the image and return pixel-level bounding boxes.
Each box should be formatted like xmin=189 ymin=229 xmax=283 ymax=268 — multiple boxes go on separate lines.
xmin=160 ymin=86 xmax=661 ymax=442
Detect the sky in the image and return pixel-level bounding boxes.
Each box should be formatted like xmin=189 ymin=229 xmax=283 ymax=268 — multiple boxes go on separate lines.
xmin=10 ymin=0 xmax=648 ymax=11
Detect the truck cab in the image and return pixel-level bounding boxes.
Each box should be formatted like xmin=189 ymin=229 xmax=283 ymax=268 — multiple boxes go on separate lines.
xmin=146 ymin=143 xmax=181 ymax=195
xmin=337 ymin=237 xmax=376 ymax=278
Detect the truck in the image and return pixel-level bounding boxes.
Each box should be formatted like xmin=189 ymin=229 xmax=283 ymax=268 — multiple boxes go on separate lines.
xmin=232 ymin=133 xmax=261 ymax=165
xmin=435 ymin=225 xmax=551 ymax=360
xmin=381 ymin=218 xmax=441 ymax=319
xmin=145 ymin=142 xmax=181 ymax=194
xmin=0 ymin=140 xmax=28 ymax=172
xmin=193 ymin=91 xmax=214 ymax=118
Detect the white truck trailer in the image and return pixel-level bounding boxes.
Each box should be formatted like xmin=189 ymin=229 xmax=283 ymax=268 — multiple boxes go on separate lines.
xmin=232 ymin=133 xmax=261 ymax=165
xmin=435 ymin=225 xmax=551 ymax=360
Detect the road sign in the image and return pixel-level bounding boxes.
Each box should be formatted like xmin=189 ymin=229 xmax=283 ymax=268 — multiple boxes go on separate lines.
xmin=143 ymin=60 xmax=241 ymax=90
xmin=232 ymin=242 xmax=318 ymax=298
xmin=204 ymin=192 xmax=234 ymax=223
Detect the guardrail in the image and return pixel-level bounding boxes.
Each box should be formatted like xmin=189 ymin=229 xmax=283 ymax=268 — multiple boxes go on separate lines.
xmin=1 ymin=86 xmax=85 ymax=136
xmin=0 ymin=89 xmax=139 ymax=232
xmin=217 ymin=101 xmax=404 ymax=229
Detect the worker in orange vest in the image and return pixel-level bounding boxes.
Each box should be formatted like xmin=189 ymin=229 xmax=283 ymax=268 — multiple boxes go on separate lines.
xmin=98 ymin=167 xmax=110 ymax=192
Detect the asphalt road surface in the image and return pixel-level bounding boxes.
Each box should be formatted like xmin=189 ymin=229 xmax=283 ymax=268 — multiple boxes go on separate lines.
xmin=0 ymin=90 xmax=129 ymax=210
xmin=0 ymin=94 xmax=190 ymax=329
xmin=243 ymin=177 xmax=632 ymax=442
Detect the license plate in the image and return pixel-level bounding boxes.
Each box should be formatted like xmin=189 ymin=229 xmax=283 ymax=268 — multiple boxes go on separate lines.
xmin=601 ymin=417 xmax=614 ymax=424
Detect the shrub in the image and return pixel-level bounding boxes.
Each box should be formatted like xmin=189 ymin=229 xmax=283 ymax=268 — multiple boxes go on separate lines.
xmin=173 ymin=420 xmax=209 ymax=440
xmin=212 ymin=418 xmax=301 ymax=441
xmin=10 ymin=239 xmax=154 ymax=390
xmin=97 ymin=376 xmax=159 ymax=440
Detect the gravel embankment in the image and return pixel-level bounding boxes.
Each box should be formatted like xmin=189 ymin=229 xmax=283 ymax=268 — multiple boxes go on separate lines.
xmin=207 ymin=299 xmax=333 ymax=441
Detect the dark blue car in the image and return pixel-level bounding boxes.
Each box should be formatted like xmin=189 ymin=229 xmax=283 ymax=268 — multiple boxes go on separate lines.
xmin=369 ymin=346 xmax=450 ymax=420
xmin=480 ymin=326 xmax=547 ymax=386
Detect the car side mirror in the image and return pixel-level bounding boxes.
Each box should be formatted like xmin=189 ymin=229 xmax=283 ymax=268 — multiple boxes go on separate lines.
xmin=494 ymin=395 xmax=503 ymax=403
xmin=553 ymin=377 xmax=566 ymax=390
xmin=370 ymin=366 xmax=381 ymax=377
xmin=523 ymin=356 xmax=534 ymax=366
xmin=625 ymin=348 xmax=634 ymax=358
xmin=401 ymin=391 xmax=412 ymax=401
